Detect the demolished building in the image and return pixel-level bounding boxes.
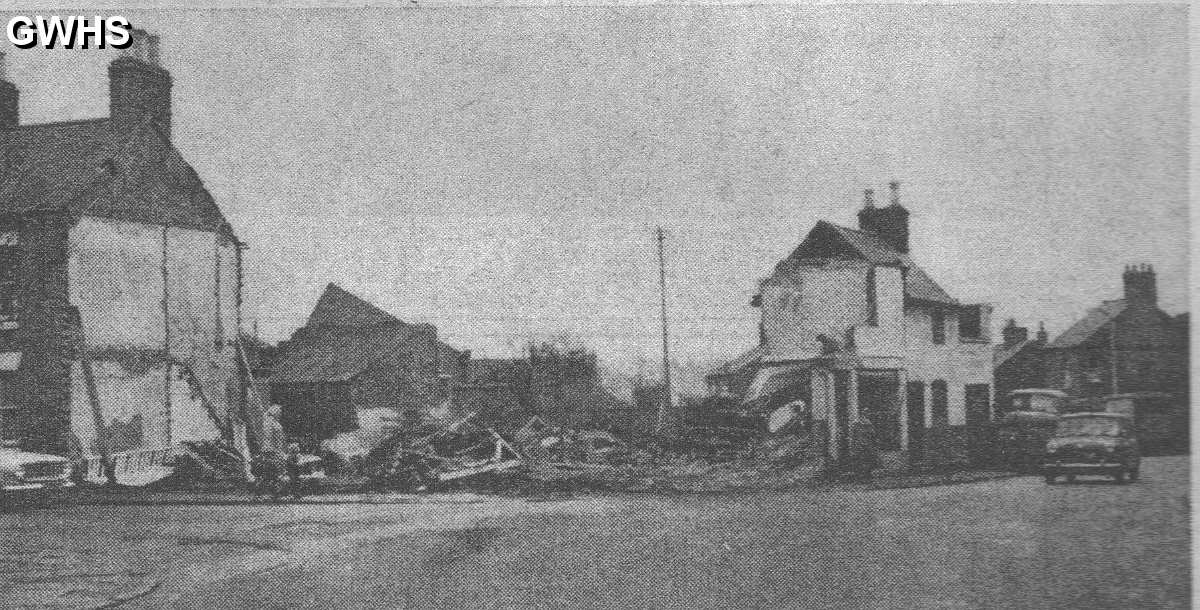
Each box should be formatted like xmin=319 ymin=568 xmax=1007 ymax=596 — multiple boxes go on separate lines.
xmin=0 ymin=34 xmax=254 ymax=480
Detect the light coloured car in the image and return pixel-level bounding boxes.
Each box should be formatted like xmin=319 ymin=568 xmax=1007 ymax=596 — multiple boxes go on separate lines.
xmin=1 ymin=443 xmax=74 ymax=498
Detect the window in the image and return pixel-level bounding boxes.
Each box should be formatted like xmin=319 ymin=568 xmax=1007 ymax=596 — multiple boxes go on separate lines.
xmin=959 ymin=305 xmax=983 ymax=340
xmin=931 ymin=380 xmax=949 ymax=427
xmin=866 ymin=267 xmax=878 ymax=326
xmin=931 ymin=310 xmax=946 ymax=345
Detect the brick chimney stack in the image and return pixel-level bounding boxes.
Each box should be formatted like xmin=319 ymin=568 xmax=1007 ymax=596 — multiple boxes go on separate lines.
xmin=1036 ymin=321 xmax=1048 ymax=343
xmin=1001 ymin=319 xmax=1028 ymax=347
xmin=857 ymin=180 xmax=910 ymax=253
xmin=1123 ymin=264 xmax=1157 ymax=306
xmin=109 ymin=29 xmax=172 ymax=138
xmin=0 ymin=53 xmax=19 ymax=130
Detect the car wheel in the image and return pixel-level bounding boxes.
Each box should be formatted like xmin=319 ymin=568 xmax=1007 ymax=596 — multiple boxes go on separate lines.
xmin=1044 ymin=474 xmax=1056 ymax=484
xmin=1114 ymin=470 xmax=1127 ymax=484
xmin=1066 ymin=474 xmax=1076 ymax=483
xmin=1129 ymin=468 xmax=1140 ymax=482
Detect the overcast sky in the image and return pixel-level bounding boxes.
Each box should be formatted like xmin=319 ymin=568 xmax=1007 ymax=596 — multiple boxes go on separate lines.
xmin=6 ymin=5 xmax=1188 ymax=380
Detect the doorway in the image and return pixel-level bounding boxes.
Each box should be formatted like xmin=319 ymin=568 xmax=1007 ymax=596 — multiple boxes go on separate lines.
xmin=906 ymin=381 xmax=926 ymax=461
xmin=858 ymin=370 xmax=901 ymax=451
xmin=965 ymin=383 xmax=992 ymax=464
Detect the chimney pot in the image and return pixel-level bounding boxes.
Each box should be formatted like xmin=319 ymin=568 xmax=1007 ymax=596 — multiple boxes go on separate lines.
xmin=857 ymin=181 xmax=910 ymax=253
xmin=1122 ymin=263 xmax=1157 ymax=306
xmin=863 ymin=189 xmax=875 ymax=208
xmin=109 ymin=29 xmax=172 ymax=138
xmin=1001 ymin=319 xmax=1028 ymax=347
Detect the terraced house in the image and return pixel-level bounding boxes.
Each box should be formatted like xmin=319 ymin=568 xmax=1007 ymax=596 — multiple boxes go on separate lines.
xmin=732 ymin=183 xmax=994 ymax=465
xmin=0 ymin=33 xmax=249 ymax=473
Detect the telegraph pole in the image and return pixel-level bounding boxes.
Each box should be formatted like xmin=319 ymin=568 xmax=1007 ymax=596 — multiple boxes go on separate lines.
xmin=655 ymin=227 xmax=673 ymax=435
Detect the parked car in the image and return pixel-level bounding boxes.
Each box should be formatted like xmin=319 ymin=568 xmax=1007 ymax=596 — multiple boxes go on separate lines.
xmin=0 ymin=443 xmax=74 ymax=507
xmin=996 ymin=389 xmax=1068 ymax=472
xmin=1041 ymin=413 xmax=1140 ymax=484
xmin=1006 ymin=388 xmax=1069 ymax=415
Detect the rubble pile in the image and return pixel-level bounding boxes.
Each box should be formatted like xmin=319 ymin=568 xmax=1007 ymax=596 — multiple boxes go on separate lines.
xmin=362 ymin=413 xmax=522 ymax=492
xmin=451 ymin=408 xmax=828 ymax=496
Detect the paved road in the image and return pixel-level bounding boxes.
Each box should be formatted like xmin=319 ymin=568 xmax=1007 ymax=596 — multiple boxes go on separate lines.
xmin=3 ymin=457 xmax=1189 ymax=609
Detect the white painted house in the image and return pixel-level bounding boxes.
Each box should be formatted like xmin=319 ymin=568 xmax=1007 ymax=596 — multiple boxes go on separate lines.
xmin=738 ymin=183 xmax=993 ymax=463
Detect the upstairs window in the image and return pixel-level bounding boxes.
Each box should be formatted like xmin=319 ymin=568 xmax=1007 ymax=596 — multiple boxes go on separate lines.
xmin=931 ymin=310 xmax=946 ymax=345
xmin=959 ymin=305 xmax=985 ymax=341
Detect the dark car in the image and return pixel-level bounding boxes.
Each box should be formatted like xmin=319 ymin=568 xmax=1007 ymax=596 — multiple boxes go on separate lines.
xmin=1041 ymin=413 xmax=1140 ymax=484
xmin=994 ymin=389 xmax=1067 ymax=472
xmin=996 ymin=410 xmax=1060 ymax=472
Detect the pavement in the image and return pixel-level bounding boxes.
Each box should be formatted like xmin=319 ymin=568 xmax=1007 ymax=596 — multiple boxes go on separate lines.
xmin=1 ymin=456 xmax=1189 ymax=609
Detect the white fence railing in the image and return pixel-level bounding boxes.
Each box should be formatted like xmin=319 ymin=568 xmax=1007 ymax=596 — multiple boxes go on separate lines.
xmin=83 ymin=447 xmax=175 ymax=485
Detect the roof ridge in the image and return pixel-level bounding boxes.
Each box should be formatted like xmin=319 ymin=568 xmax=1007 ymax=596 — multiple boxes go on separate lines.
xmin=826 ymin=221 xmax=871 ymax=236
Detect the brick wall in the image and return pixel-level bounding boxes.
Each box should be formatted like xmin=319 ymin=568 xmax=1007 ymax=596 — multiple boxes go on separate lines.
xmin=14 ymin=212 xmax=74 ymax=455
xmin=1047 ymin=306 xmax=1186 ymax=400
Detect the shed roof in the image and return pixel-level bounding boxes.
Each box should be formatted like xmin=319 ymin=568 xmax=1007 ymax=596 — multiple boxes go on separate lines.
xmin=305 ymin=283 xmax=403 ymax=328
xmin=272 ymin=284 xmax=463 ymax=384
xmin=270 ymin=324 xmax=423 ymax=383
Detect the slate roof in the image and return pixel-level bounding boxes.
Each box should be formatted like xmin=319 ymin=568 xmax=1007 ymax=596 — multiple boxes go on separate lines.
xmin=305 ymin=283 xmax=404 ymax=328
xmin=1047 ymin=299 xmax=1126 ymax=349
xmin=272 ymin=284 xmax=464 ymax=384
xmin=785 ymin=220 xmax=957 ymax=305
xmin=0 ymin=118 xmax=230 ymax=234
xmin=994 ymin=339 xmax=1033 ymax=368
xmin=271 ymin=324 xmax=424 ymax=383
